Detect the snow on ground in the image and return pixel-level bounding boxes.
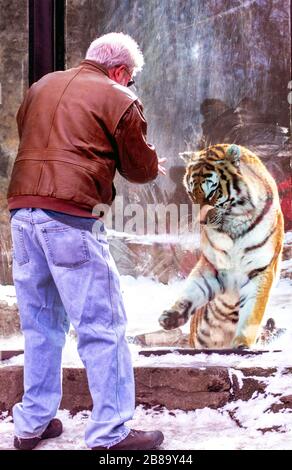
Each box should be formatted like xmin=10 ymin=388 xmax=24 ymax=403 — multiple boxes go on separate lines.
xmin=122 ymin=275 xmax=185 ymax=336
xmin=1 ymin=273 xmax=292 ymax=369
xmin=2 ymin=340 xmax=292 ymax=370
xmin=1 ymin=388 xmax=292 ymax=450
xmin=1 ymin=275 xmax=292 ymax=450
xmin=1 ymin=273 xmax=292 ymax=342
xmin=284 ymin=231 xmax=292 ymax=244
xmin=0 ymin=243 xmax=291 ymax=450
xmin=1 ymin=229 xmax=291 ymax=331
xmin=0 ymin=284 xmax=17 ymax=307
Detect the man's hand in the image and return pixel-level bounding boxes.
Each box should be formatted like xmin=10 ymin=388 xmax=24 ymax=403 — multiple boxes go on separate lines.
xmin=158 ymin=157 xmax=167 ymax=175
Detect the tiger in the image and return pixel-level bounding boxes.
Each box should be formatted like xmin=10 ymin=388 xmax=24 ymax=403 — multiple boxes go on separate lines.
xmin=159 ymin=144 xmax=284 ymax=349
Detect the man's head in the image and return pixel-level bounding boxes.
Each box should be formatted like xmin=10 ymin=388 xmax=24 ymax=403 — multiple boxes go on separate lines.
xmin=85 ymin=32 xmax=144 ymax=87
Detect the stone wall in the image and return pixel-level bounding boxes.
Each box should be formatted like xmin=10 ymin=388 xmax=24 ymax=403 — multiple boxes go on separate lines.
xmin=1 ymin=363 xmax=292 ymax=414
xmin=0 ymin=300 xmax=20 ymax=337
xmin=0 ymin=0 xmax=28 ymax=285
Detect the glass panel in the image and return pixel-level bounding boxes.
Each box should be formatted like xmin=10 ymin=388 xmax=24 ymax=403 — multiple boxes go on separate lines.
xmin=66 ymin=0 xmax=291 ymax=349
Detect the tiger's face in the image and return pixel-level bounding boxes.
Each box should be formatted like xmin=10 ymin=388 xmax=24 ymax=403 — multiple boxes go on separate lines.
xmin=184 ymin=165 xmax=222 ymax=206
xmin=182 ymin=144 xmax=242 ymax=209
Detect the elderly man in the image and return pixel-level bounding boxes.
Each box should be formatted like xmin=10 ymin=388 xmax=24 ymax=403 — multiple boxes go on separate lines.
xmin=7 ymin=32 xmax=165 ymax=451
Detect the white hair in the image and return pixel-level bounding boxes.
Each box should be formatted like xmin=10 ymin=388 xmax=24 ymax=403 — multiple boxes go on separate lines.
xmin=85 ymin=32 xmax=144 ymax=75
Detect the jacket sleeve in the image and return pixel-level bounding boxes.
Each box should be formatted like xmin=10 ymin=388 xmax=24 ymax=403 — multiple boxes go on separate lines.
xmin=114 ymin=100 xmax=159 ymax=183
xmin=16 ymin=88 xmax=31 ymax=139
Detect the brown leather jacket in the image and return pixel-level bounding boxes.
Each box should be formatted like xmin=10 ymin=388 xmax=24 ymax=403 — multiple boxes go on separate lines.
xmin=7 ymin=60 xmax=158 ymax=218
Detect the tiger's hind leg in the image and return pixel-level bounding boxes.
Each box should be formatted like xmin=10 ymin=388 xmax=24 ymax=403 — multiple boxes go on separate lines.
xmin=233 ymin=211 xmax=284 ymax=348
xmin=233 ymin=269 xmax=273 ymax=348
xmin=233 ymin=257 xmax=282 ymax=348
xmin=189 ymin=305 xmax=209 ymax=348
xmin=190 ymin=295 xmax=240 ymax=349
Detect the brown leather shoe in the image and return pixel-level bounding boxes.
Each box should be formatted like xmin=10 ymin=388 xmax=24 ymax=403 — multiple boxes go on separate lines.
xmin=92 ymin=429 xmax=164 ymax=450
xmin=14 ymin=418 xmax=63 ymax=450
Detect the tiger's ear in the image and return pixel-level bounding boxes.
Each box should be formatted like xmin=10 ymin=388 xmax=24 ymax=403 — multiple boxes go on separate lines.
xmin=179 ymin=151 xmax=196 ymax=164
xmin=226 ymin=144 xmax=241 ymax=167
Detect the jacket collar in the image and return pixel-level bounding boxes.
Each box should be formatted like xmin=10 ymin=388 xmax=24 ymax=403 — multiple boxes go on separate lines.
xmin=79 ymin=60 xmax=109 ymax=77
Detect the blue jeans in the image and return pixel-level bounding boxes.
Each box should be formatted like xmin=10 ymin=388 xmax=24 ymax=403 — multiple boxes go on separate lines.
xmin=10 ymin=208 xmax=134 ymax=448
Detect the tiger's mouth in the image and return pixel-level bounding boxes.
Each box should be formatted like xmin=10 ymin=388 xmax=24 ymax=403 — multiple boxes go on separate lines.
xmin=198 ymin=204 xmax=214 ymax=224
xmin=187 ymin=191 xmax=216 ymax=223
xmin=188 ymin=191 xmax=216 ymax=206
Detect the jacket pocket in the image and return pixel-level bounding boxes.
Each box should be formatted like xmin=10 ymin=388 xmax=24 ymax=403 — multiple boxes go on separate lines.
xmin=41 ymin=226 xmax=90 ymax=268
xmin=11 ymin=225 xmax=30 ymax=266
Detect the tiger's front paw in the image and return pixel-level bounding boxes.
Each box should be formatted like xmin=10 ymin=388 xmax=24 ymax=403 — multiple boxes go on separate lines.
xmin=159 ymin=300 xmax=192 ymax=330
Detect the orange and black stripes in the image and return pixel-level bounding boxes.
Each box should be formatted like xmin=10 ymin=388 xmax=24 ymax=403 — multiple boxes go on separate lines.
xmin=182 ymin=144 xmax=284 ymax=349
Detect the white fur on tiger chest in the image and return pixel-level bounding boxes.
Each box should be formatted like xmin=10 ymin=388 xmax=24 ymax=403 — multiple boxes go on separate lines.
xmin=202 ymin=202 xmax=278 ymax=279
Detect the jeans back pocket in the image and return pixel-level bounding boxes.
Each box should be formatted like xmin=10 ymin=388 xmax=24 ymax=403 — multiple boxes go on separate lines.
xmin=41 ymin=226 xmax=90 ymax=268
xmin=11 ymin=225 xmax=30 ymax=266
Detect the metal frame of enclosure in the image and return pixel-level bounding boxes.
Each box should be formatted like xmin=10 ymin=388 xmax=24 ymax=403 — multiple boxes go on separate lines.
xmin=29 ymin=0 xmax=65 ymax=85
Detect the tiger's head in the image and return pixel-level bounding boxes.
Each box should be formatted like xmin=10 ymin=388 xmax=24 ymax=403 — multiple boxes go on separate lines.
xmin=181 ymin=144 xmax=242 ymax=210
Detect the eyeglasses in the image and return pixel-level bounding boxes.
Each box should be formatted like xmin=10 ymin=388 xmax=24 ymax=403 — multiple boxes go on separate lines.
xmin=112 ymin=65 xmax=135 ymax=87
xmin=127 ymin=78 xmax=135 ymax=87
xmin=123 ymin=66 xmax=135 ymax=87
